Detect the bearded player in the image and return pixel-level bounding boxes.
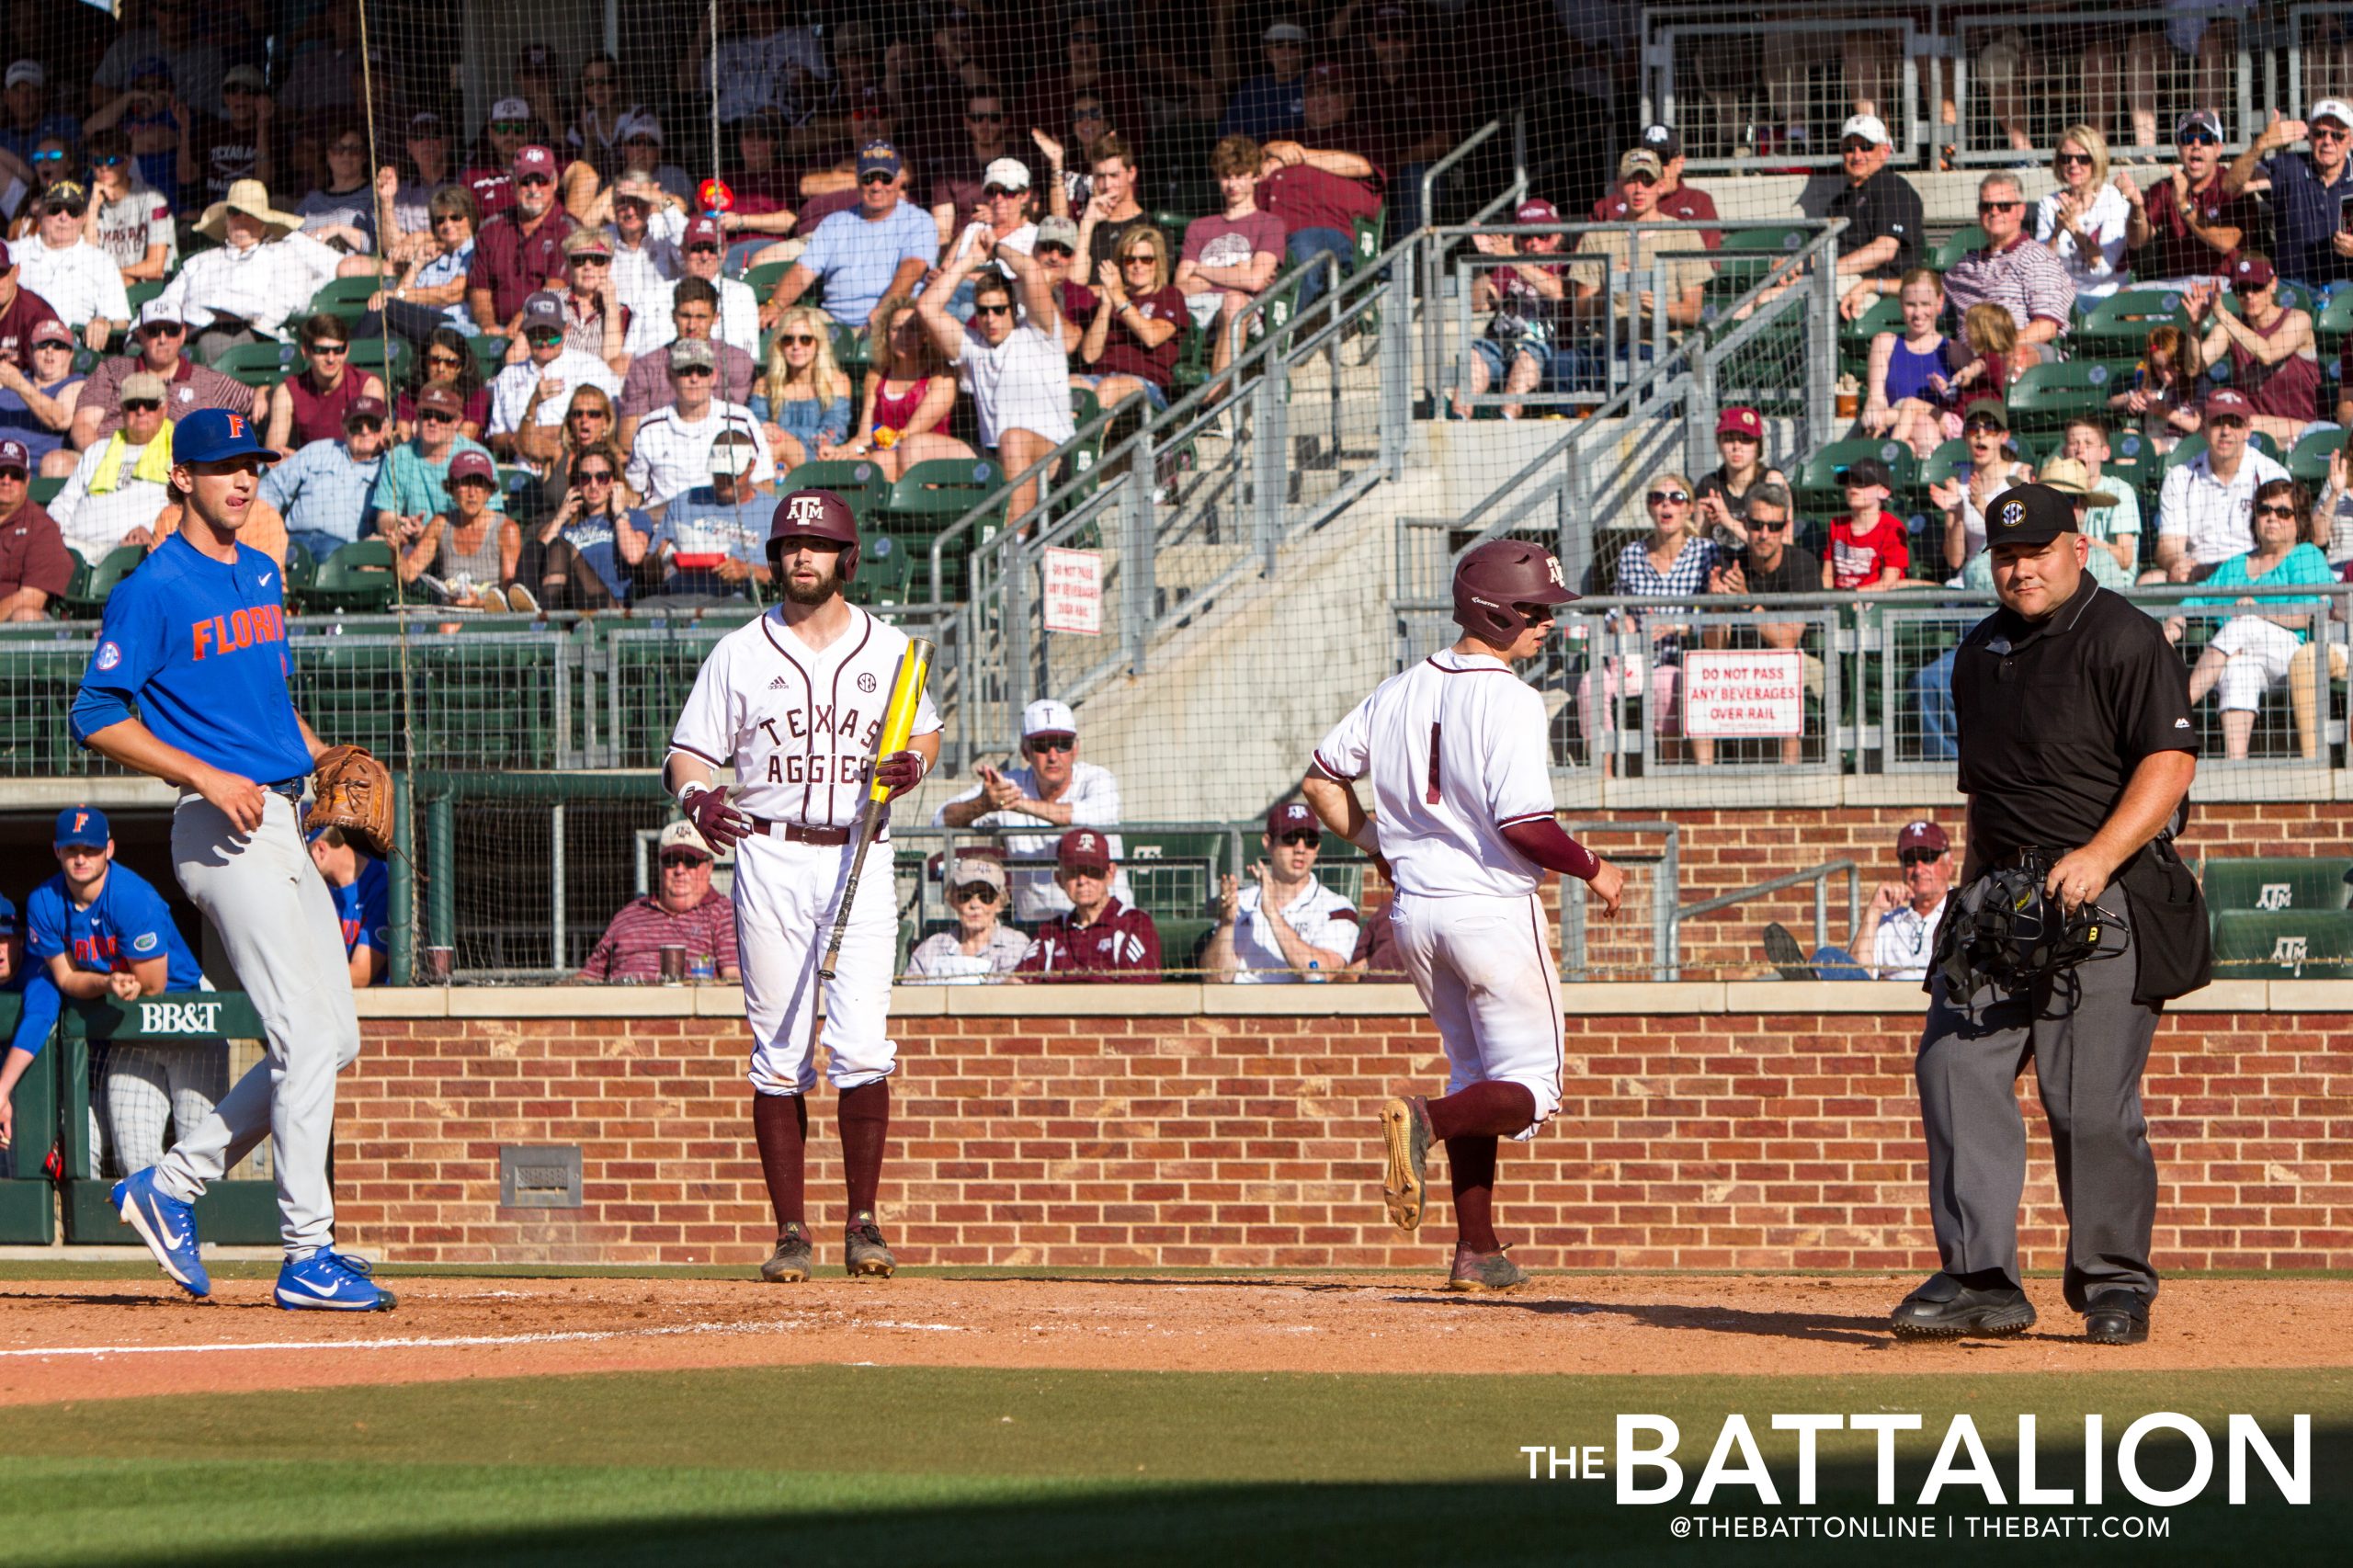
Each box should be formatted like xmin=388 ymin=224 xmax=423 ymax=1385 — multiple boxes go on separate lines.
xmin=1302 ymin=540 xmax=1626 ymax=1292
xmin=665 ymin=488 xmax=940 ymax=1282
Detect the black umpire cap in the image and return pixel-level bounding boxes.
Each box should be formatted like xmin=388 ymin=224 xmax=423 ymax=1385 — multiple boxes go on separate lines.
xmin=1985 ymin=483 xmax=2080 ymax=546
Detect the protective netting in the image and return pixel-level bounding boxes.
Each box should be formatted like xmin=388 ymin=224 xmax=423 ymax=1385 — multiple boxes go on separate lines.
xmin=6 ymin=6 xmax=2353 ymax=982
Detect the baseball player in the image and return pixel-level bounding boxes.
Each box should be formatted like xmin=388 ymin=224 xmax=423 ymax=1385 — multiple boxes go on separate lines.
xmin=1302 ymin=539 xmax=1626 ymax=1292
xmin=15 ymin=808 xmax=220 ymax=1178
xmin=68 ymin=407 xmax=392 ymax=1312
xmin=309 ymin=825 xmax=391 ymax=989
xmin=665 ymin=486 xmax=941 ymax=1284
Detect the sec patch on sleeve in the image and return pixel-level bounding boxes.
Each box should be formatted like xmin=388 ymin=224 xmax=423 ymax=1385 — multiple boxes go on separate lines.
xmin=95 ymin=642 xmax=122 ymax=671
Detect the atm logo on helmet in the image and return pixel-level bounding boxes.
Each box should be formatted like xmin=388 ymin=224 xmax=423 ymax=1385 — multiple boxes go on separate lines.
xmin=138 ymin=1000 xmax=222 ymax=1036
xmin=786 ymin=494 xmax=830 ymax=526
xmin=1545 ymin=553 xmax=1565 ymax=586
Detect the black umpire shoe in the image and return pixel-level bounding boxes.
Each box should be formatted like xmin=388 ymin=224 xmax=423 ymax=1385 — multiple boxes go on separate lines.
xmin=1889 ymin=1271 xmax=2037 ymax=1339
xmin=2083 ymin=1289 xmax=2151 ymax=1345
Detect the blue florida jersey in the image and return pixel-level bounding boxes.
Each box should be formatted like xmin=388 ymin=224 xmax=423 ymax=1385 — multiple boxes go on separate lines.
xmin=25 ymin=863 xmax=205 ymax=990
xmin=71 ymin=532 xmax=313 ymax=785
xmin=331 ymin=857 xmax=390 ymax=959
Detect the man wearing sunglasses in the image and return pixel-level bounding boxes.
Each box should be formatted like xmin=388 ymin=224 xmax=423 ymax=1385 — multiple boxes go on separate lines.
xmin=575 ymin=821 xmax=740 ymax=984
xmin=72 ymin=299 xmax=257 ymax=453
xmin=1938 ymin=172 xmax=2075 ymax=365
xmin=2154 ymin=386 xmax=2289 ymax=582
xmin=0 ymin=436 xmax=73 ymax=620
xmin=49 ymin=369 xmax=176 ymax=560
xmin=1770 ymin=820 xmax=1955 ymax=983
xmin=1 ymin=60 xmax=79 ymax=168
xmin=1206 ymin=801 xmax=1359 ymax=984
xmin=2121 ymin=109 xmax=2251 ymax=288
xmin=369 ymin=382 xmax=500 ymax=546
xmin=460 ymin=97 xmax=540 ymax=220
xmin=762 ymin=141 xmax=936 ymax=339
xmin=259 ymin=392 xmax=388 ymax=563
xmin=937 ymin=699 xmax=1131 ymax=923
xmin=930 ymin=96 xmax=1022 ymax=246
xmin=1702 ymin=480 xmax=1819 ymax=769
xmin=486 ymin=290 xmax=621 ymax=461
xmin=2223 ymin=100 xmax=2353 ymax=290
xmin=469 ymin=143 xmax=578 ymax=351
xmin=625 ymin=336 xmax=773 ymax=507
xmin=1826 ymin=113 xmax=1925 ymax=323
xmin=0 ymin=237 xmax=66 ymax=375
xmin=617 ymin=278 xmax=754 ymax=447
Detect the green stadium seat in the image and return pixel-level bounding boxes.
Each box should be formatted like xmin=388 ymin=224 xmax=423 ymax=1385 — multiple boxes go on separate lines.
xmin=212 ymin=339 xmax=299 ymax=387
xmin=1836 ymin=291 xmax=1904 ymax=376
xmin=1154 ymin=916 xmax=1217 ymax=975
xmin=307 ymin=277 xmax=381 ymax=322
xmin=125 ymin=278 xmax=167 ymax=315
xmin=879 ymin=457 xmax=1004 ymax=529
xmin=2211 ymin=909 xmax=2353 ymax=978
xmin=1921 ymin=437 xmax=1975 ymax=490
xmin=301 ymin=538 xmax=398 ymax=614
xmin=2318 ymin=287 xmax=2353 ymax=358
xmin=2073 ymin=288 xmax=2193 ymax=359
xmin=1118 ymin=828 xmax=1233 ymax=927
xmin=345 ymin=336 xmax=412 ymax=388
xmin=1928 ymin=225 xmax=1989 ymax=271
xmin=281 ymin=537 xmax=317 ymax=597
xmin=2198 ymin=857 xmax=2352 ymax=914
xmin=1792 ymin=437 xmax=1918 ymax=515
xmin=61 ymin=544 xmax=147 ymax=619
xmin=2007 ymin=359 xmax=2128 ymax=433
xmin=470 ymin=335 xmax=511 ymax=382
xmin=786 ymin=458 xmax=888 ymax=515
xmin=745 ymin=260 xmax=794 ymax=299
xmin=850 ymin=531 xmax=918 ymax=608
xmin=1713 ymin=224 xmax=1809 ymax=294
xmin=2286 ymin=426 xmax=2341 ymax=487
xmin=28 ymin=475 xmax=65 ymax=508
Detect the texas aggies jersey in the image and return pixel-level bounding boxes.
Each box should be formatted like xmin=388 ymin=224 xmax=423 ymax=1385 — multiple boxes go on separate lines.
xmin=1015 ymin=898 xmax=1163 ymax=982
xmin=1313 ymin=651 xmax=1559 ymax=900
xmin=668 ymin=606 xmax=944 ymax=829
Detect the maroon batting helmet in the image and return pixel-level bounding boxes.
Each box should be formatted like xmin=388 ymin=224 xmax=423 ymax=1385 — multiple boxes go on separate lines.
xmin=768 ymin=486 xmax=861 ymax=582
xmin=1452 ymin=538 xmax=1576 ymax=643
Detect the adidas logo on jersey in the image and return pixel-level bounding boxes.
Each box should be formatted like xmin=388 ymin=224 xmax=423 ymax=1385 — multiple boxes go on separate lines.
xmin=769 ymin=676 xmax=792 ymax=689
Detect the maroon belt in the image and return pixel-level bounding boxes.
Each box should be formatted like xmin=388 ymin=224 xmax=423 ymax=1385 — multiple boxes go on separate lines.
xmin=746 ymin=819 xmax=858 ymax=846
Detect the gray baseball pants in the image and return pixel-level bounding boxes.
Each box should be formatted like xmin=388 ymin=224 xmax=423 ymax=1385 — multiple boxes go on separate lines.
xmin=153 ymin=790 xmax=362 ymax=1256
xmin=1915 ymin=876 xmax=2161 ymax=1312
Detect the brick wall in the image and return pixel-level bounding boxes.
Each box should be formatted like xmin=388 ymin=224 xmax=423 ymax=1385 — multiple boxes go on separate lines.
xmin=331 ymin=989 xmax=2353 ymax=1273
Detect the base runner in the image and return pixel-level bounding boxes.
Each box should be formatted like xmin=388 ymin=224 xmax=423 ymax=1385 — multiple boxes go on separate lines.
xmin=68 ymin=408 xmax=392 ymax=1312
xmin=664 ymin=487 xmax=940 ymax=1282
xmin=1302 ymin=540 xmax=1626 ymax=1291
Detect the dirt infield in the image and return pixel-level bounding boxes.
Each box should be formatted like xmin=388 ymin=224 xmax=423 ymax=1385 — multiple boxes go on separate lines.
xmin=3 ymin=1272 xmax=2347 ymax=1407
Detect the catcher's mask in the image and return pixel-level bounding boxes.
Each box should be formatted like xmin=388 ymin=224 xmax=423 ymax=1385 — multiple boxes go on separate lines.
xmin=1935 ymin=852 xmax=2125 ymax=1002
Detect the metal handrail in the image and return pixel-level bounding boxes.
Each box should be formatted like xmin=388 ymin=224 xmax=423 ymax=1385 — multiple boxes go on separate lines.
xmin=1669 ymin=859 xmax=1863 ymax=975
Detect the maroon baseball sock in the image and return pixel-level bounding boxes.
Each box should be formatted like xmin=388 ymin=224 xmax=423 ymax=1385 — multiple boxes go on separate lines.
xmin=1448 ymin=1135 xmax=1501 ymax=1255
xmin=1427 ymin=1081 xmax=1536 ymax=1142
xmin=752 ymin=1093 xmax=809 ymax=1232
xmin=838 ymin=1079 xmax=891 ymax=1219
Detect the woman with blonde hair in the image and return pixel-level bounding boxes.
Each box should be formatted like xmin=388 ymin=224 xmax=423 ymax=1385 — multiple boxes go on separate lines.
xmin=1074 ymin=222 xmax=1185 ymax=414
xmin=2035 ymin=123 xmax=2131 ymax=302
xmin=1576 ymin=473 xmax=1722 ymax=774
xmin=752 ymin=305 xmax=853 ymax=473
xmin=819 ymin=294 xmax=972 ymax=480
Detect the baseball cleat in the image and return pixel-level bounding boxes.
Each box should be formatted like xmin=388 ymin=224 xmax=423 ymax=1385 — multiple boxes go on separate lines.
xmin=845 ymin=1211 xmax=896 ymax=1278
xmin=1888 ymin=1273 xmax=2034 ymax=1339
xmin=2083 ymin=1290 xmax=2151 ymax=1345
xmin=1380 ymin=1096 xmax=1431 ymax=1233
xmin=1446 ymin=1245 xmax=1529 ymax=1293
xmin=275 ymin=1250 xmax=398 ymax=1312
xmin=760 ymin=1222 xmax=814 ymax=1283
xmin=112 ymin=1167 xmax=210 ymax=1299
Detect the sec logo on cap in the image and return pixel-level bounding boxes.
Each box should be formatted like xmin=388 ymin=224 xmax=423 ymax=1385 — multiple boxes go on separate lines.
xmin=1998 ymin=499 xmax=2025 ymax=528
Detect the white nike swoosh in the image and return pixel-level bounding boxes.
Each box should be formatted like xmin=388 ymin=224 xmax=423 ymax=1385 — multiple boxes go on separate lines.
xmin=260 ymin=573 xmax=275 ymax=586
xmin=287 ymin=1275 xmax=344 ymax=1298
xmin=154 ymin=1219 xmax=187 ymax=1249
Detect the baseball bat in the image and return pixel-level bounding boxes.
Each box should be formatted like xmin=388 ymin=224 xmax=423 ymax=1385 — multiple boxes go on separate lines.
xmin=818 ymin=637 xmax=934 ymax=982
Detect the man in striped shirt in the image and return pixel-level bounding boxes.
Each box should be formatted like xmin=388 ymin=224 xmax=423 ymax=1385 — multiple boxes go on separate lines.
xmin=575 ymin=822 xmax=740 ymax=983
xmin=1940 ymin=171 xmax=2076 ymax=363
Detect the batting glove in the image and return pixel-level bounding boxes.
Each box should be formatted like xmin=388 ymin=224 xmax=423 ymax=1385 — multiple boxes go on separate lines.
xmin=682 ymin=785 xmax=754 ymax=852
xmin=873 ymin=749 xmax=926 ymax=801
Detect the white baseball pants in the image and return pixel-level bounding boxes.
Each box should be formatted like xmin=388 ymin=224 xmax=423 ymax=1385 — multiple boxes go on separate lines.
xmin=732 ymin=829 xmax=901 ymax=1096
xmin=1389 ymin=890 xmax=1565 ymax=1140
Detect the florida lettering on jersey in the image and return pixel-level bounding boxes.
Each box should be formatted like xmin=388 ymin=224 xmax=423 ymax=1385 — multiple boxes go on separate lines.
xmin=668 ymin=606 xmax=943 ymax=828
xmin=24 ymin=862 xmax=205 ymax=990
xmin=191 ymin=603 xmax=288 ymax=661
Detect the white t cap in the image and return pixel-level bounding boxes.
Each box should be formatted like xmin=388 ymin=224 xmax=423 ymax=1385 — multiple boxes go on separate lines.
xmin=983 ymin=156 xmax=1031 ymax=192
xmin=1841 ymin=113 xmax=1891 ymax=147
xmin=490 ymin=97 xmax=531 ymax=123
xmin=1021 ymin=699 xmax=1077 ymax=738
xmin=2312 ymin=99 xmax=2353 ymax=129
xmin=658 ymin=819 xmax=719 ymax=859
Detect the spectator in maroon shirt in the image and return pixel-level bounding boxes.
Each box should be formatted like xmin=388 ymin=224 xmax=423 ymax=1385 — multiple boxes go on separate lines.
xmin=1015 ymin=830 xmax=1164 ymax=983
xmin=575 ymin=820 xmax=741 ymax=983
xmin=71 ymin=300 xmax=259 ymax=452
xmin=1074 ymin=226 xmax=1185 ymax=414
xmin=470 ymin=144 xmax=578 ymax=357
xmin=264 ymin=311 xmax=390 ymax=453
xmin=0 ymin=437 xmax=73 ymax=620
xmin=2122 ymin=109 xmax=2255 ymax=286
xmin=717 ymin=112 xmax=801 ymax=257
xmin=1590 ymin=124 xmax=1721 ymax=250
xmin=460 ymin=97 xmax=541 ymax=221
xmin=0 ymin=241 xmax=63 ymax=374
xmin=1257 ymin=64 xmax=1387 ymax=311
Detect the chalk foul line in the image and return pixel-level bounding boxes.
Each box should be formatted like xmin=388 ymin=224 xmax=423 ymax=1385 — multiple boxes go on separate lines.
xmin=0 ymin=1316 xmax=961 ymax=1358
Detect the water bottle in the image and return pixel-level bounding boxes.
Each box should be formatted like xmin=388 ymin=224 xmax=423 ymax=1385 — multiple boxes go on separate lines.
xmin=689 ymin=953 xmax=716 ymax=982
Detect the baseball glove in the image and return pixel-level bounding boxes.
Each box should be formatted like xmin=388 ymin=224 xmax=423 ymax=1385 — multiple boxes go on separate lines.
xmin=305 ymin=744 xmax=394 ymax=857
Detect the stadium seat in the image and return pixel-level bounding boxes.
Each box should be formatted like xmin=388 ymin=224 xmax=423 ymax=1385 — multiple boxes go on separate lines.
xmin=850 ymin=531 xmax=918 ymax=608
xmin=2210 ymin=908 xmax=2353 ymax=978
xmin=1836 ymin=291 xmax=1904 ymax=377
xmin=282 ymin=537 xmax=317 ymax=597
xmin=2073 ymin=289 xmax=2192 ymax=359
xmin=346 ymin=336 xmax=412 ymax=388
xmin=879 ymin=458 xmax=1005 ymax=531
xmin=2007 ymin=360 xmax=2127 ymax=433
xmin=1927 ymin=225 xmax=1989 ymax=271
xmin=745 ymin=261 xmax=793 ymax=299
xmin=786 ymin=458 xmax=887 ymax=514
xmin=470 ymin=335 xmax=511 ymax=382
xmin=2317 ymin=286 xmax=2353 ymax=358
xmin=213 ymin=339 xmax=300 ymax=387
xmin=2198 ymin=857 xmax=2352 ymax=913
xmin=2163 ymin=430 xmax=2281 ymax=474
xmin=1792 ymin=437 xmax=1918 ymax=515
xmin=2287 ymin=426 xmax=2341 ymax=487
xmin=60 ymin=544 xmax=147 ymax=619
xmin=124 ymin=278 xmax=167 ymax=316
xmin=28 ymin=475 xmax=65 ymax=508
xmin=1119 ymin=827 xmax=1232 ymax=926
xmin=1713 ymin=224 xmax=1808 ymax=294
xmin=301 ymin=539 xmax=398 ymax=614
xmin=308 ymin=277 xmax=381 ymax=322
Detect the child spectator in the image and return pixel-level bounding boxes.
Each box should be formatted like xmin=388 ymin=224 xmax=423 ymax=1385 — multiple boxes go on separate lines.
xmin=1935 ymin=301 xmax=2018 ymax=440
xmin=2114 ymin=323 xmax=2203 ymax=453
xmin=1176 ymin=137 xmax=1286 ymax=395
xmin=1825 ymin=456 xmax=1910 ymax=591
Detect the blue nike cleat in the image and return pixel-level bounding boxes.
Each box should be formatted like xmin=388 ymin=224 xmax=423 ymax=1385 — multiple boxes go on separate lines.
xmin=112 ymin=1167 xmax=210 ymax=1299
xmin=275 ymin=1250 xmax=398 ymax=1312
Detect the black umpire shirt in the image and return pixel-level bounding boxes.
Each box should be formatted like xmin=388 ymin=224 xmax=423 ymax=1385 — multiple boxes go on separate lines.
xmin=1827 ymin=165 xmax=1925 ymax=278
xmin=1952 ymin=574 xmax=2197 ymax=864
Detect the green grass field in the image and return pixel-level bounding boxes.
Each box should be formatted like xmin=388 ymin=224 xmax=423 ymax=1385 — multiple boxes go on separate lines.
xmin=0 ymin=1366 xmax=2343 ymax=1565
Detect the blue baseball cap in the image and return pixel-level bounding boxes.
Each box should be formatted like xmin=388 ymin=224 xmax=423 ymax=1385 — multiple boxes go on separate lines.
xmin=174 ymin=407 xmax=281 ymax=466
xmin=0 ymin=893 xmax=17 ymax=938
xmin=856 ymin=140 xmax=903 ymax=180
xmin=54 ymin=805 xmax=110 ymax=847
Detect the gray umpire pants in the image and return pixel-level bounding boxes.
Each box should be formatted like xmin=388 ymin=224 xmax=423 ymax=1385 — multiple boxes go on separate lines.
xmin=154 ymin=790 xmax=363 ymax=1256
xmin=1915 ymin=875 xmax=2161 ymax=1312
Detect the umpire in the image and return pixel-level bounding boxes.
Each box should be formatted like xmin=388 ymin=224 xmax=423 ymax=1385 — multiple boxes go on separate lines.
xmin=1893 ymin=483 xmax=2210 ymax=1346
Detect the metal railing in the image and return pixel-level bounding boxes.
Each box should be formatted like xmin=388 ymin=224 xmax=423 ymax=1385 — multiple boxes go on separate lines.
xmin=1668 ymin=859 xmax=1863 ymax=981
xmin=1641 ymin=5 xmax=1934 ymax=169
xmin=1559 ymin=820 xmax=1681 ymax=981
